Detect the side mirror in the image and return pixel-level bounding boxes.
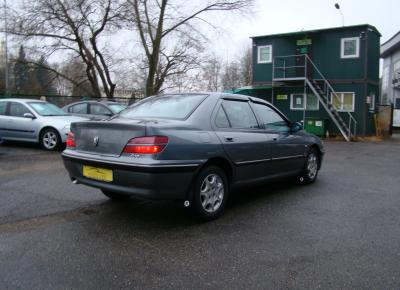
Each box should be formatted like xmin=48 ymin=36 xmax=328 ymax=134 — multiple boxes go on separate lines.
xmin=290 ymin=121 xmax=303 ymax=132
xmin=24 ymin=113 xmax=36 ymax=119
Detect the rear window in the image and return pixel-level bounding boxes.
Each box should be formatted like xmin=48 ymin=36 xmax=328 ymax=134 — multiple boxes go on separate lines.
xmin=108 ymin=103 xmax=127 ymax=114
xmin=222 ymin=100 xmax=259 ymax=129
xmin=120 ymin=94 xmax=207 ymax=120
xmin=0 ymin=101 xmax=6 ymax=115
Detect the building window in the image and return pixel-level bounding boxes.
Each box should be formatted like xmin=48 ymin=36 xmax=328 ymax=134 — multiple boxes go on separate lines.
xmin=331 ymin=92 xmax=355 ymax=112
xmin=258 ymin=45 xmax=272 ymax=63
xmin=341 ymin=37 xmax=360 ymax=58
xmin=290 ymin=94 xmax=319 ymax=111
xmin=369 ymin=92 xmax=375 ymax=111
xmin=394 ymin=60 xmax=400 ymax=81
xmin=382 ymin=66 xmax=390 ymax=90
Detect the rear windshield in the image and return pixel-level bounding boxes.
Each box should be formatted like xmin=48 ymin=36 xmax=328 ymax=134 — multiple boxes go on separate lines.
xmin=108 ymin=103 xmax=127 ymax=114
xmin=120 ymin=94 xmax=207 ymax=120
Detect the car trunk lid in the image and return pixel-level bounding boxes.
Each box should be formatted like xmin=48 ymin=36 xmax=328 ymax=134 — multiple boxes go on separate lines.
xmin=72 ymin=118 xmax=146 ymax=156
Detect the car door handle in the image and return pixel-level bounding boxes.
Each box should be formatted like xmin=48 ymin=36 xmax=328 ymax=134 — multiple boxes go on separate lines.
xmin=224 ymin=136 xmax=234 ymax=142
xmin=273 ymin=137 xmax=278 ymax=141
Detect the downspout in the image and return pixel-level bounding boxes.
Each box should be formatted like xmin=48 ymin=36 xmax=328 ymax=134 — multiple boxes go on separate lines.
xmin=271 ymin=40 xmax=274 ymax=105
xmin=363 ymin=29 xmax=369 ymax=136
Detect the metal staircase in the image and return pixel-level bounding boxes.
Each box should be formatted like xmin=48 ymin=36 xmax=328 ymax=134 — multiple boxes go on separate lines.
xmin=272 ymin=54 xmax=357 ymax=141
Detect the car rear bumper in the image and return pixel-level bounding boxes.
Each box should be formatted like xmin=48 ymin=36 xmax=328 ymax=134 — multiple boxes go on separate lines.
xmin=62 ymin=152 xmax=201 ymax=200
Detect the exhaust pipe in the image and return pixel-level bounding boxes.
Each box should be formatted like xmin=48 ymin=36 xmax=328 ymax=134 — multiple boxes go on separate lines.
xmin=72 ymin=178 xmax=79 ymax=184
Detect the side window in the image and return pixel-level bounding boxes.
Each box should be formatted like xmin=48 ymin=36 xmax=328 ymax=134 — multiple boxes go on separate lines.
xmin=9 ymin=102 xmax=31 ymax=117
xmin=341 ymin=37 xmax=359 ymax=59
xmin=0 ymin=102 xmax=7 ymax=115
xmin=395 ymin=98 xmax=400 ymax=110
xmin=222 ymin=100 xmax=259 ymax=129
xmin=291 ymin=94 xmax=305 ymax=110
xmin=331 ymin=92 xmax=355 ymax=112
xmin=70 ymin=103 xmax=87 ymax=114
xmin=290 ymin=93 xmax=319 ymax=111
xmin=90 ymin=104 xmax=111 ymax=115
xmin=258 ymin=45 xmax=272 ymax=63
xmin=252 ymin=103 xmax=289 ymax=132
xmin=215 ymin=106 xmax=230 ymax=128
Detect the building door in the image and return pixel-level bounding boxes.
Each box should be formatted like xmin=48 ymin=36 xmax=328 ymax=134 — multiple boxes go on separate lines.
xmin=295 ymin=39 xmax=313 ymax=79
xmin=393 ymin=98 xmax=400 ymax=127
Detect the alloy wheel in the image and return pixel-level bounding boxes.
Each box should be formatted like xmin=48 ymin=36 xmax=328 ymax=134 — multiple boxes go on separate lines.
xmin=200 ymin=173 xmax=224 ymax=213
xmin=307 ymin=153 xmax=318 ymax=180
xmin=43 ymin=131 xmax=58 ymax=150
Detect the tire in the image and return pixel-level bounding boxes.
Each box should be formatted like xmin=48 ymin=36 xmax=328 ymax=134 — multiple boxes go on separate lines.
xmin=191 ymin=165 xmax=229 ymax=221
xmin=101 ymin=190 xmax=130 ymax=201
xmin=299 ymin=147 xmax=320 ymax=184
xmin=40 ymin=128 xmax=61 ymax=151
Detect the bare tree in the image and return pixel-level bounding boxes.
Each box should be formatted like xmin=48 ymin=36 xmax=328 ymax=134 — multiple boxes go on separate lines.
xmin=19 ymin=56 xmax=96 ymax=97
xmin=127 ymin=0 xmax=253 ymax=96
xmin=221 ymin=61 xmax=241 ymax=91
xmin=219 ymin=46 xmax=252 ymax=91
xmin=8 ymin=0 xmax=124 ymax=98
xmin=201 ymin=54 xmax=222 ymax=92
xmin=239 ymin=46 xmax=252 ymax=86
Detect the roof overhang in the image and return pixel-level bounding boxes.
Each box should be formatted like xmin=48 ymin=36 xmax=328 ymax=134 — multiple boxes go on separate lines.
xmin=251 ymin=24 xmax=381 ymax=40
xmin=381 ymin=30 xmax=400 ymax=58
xmin=230 ymin=85 xmax=272 ymax=94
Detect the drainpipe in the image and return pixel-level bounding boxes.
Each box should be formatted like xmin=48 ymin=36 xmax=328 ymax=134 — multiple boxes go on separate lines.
xmin=363 ymin=29 xmax=369 ymax=136
xmin=3 ymin=0 xmax=9 ymax=96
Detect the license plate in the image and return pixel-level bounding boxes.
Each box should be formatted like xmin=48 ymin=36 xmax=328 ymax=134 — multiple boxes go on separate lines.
xmin=82 ymin=165 xmax=113 ymax=182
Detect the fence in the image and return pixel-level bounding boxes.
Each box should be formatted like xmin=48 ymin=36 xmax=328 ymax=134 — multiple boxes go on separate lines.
xmin=374 ymin=105 xmax=393 ymax=137
xmin=0 ymin=94 xmax=144 ymax=108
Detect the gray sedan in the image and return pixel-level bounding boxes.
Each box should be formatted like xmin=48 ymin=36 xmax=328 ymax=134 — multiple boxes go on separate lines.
xmin=0 ymin=99 xmax=88 ymax=150
xmin=62 ymin=93 xmax=324 ymax=220
xmin=62 ymin=100 xmax=127 ymax=121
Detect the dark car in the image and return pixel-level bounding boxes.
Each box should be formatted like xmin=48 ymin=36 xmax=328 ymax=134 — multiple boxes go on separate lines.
xmin=62 ymin=101 xmax=127 ymax=120
xmin=62 ymin=93 xmax=324 ymax=220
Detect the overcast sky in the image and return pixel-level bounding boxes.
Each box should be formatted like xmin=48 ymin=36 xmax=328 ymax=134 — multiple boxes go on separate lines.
xmin=212 ymin=0 xmax=400 ymax=61
xmin=3 ymin=0 xmax=399 ymax=79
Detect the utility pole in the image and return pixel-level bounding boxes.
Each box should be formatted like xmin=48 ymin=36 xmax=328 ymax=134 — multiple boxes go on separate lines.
xmin=3 ymin=0 xmax=9 ymax=96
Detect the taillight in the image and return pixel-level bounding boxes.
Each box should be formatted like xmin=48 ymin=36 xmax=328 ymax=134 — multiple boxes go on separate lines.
xmin=123 ymin=136 xmax=168 ymax=154
xmin=66 ymin=132 xmax=76 ymax=148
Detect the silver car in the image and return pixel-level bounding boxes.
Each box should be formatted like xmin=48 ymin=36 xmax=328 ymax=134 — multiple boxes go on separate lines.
xmin=0 ymin=99 xmax=88 ymax=150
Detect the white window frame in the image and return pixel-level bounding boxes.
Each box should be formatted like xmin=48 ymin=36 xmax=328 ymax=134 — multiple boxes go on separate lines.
xmin=341 ymin=37 xmax=360 ymax=59
xmin=370 ymin=93 xmax=375 ymax=111
xmin=290 ymin=93 xmax=319 ymax=111
xmin=257 ymin=45 xmax=272 ymax=64
xmin=330 ymin=92 xmax=355 ymax=112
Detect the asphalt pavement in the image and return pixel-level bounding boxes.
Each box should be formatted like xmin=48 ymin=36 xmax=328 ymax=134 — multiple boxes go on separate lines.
xmin=0 ymin=138 xmax=400 ymax=289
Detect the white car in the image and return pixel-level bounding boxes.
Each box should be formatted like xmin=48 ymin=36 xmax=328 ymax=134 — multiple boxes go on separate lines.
xmin=0 ymin=99 xmax=88 ymax=150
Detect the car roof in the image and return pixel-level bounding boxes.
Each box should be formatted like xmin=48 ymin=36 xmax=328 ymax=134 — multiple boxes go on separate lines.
xmin=0 ymin=98 xmax=47 ymax=103
xmin=155 ymin=92 xmax=271 ymax=105
xmin=64 ymin=100 xmax=123 ymax=106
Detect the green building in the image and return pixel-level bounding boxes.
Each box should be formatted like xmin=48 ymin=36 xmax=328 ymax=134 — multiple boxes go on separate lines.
xmin=238 ymin=24 xmax=381 ymax=139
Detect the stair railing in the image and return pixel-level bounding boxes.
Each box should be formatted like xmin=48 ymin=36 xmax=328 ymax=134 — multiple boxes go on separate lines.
xmin=305 ymin=54 xmax=357 ymax=139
